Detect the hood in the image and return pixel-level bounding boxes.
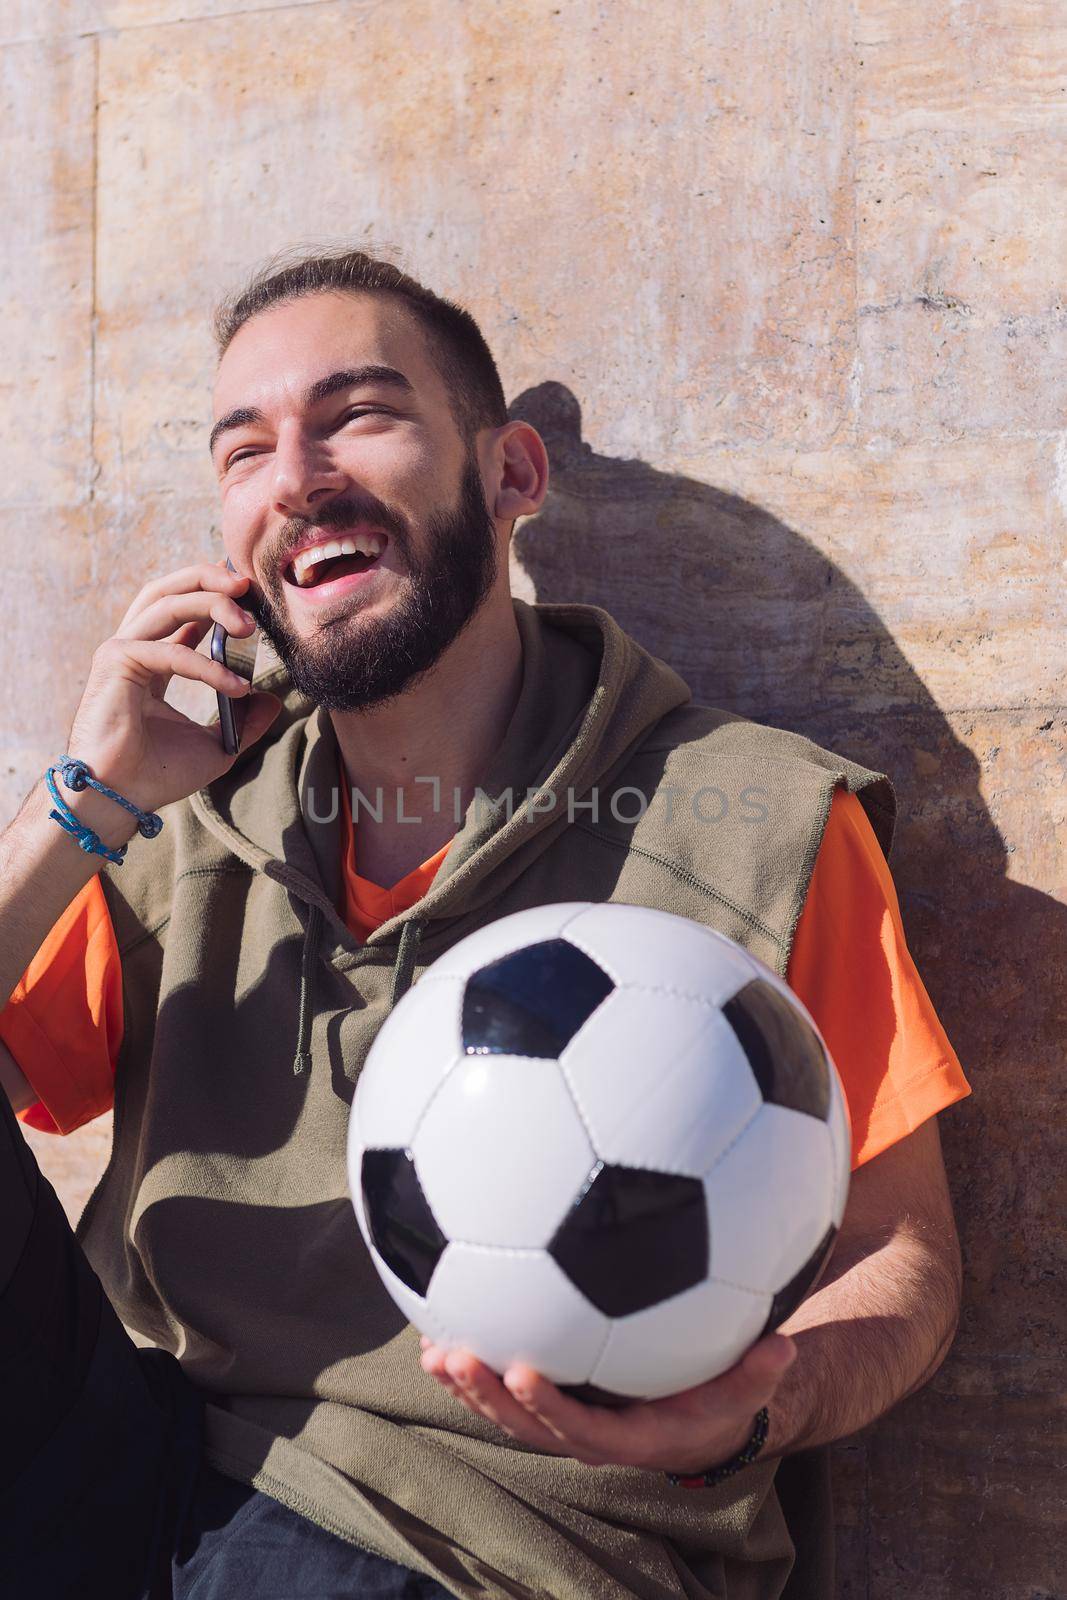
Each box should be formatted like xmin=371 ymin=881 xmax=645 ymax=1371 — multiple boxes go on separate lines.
xmin=189 ymin=599 xmax=691 ymax=952
xmin=416 ymin=599 xmax=693 ymax=928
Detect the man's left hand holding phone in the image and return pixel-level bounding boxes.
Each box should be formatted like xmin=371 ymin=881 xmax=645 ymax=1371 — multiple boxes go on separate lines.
xmin=58 ymin=555 xmax=282 ymax=846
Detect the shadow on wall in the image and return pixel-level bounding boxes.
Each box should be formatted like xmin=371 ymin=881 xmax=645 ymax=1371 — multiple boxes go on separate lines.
xmin=508 ymin=381 xmax=1066 ymax=1594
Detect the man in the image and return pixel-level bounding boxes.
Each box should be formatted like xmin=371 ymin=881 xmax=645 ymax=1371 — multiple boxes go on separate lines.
xmin=0 ymin=250 xmax=969 ymax=1598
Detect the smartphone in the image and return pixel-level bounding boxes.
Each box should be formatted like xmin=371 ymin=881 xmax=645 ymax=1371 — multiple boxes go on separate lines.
xmin=211 ymin=559 xmax=256 ymax=756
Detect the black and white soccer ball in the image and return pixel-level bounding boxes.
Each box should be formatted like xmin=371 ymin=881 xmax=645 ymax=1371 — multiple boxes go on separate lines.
xmin=347 ymin=902 xmax=850 ymax=1401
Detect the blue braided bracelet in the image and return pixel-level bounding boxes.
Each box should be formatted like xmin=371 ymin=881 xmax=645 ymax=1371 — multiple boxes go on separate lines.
xmin=45 ymin=755 xmax=163 ymax=866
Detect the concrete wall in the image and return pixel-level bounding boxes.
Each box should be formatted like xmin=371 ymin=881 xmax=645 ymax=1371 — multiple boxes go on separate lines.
xmin=4 ymin=3 xmax=1064 ymax=1594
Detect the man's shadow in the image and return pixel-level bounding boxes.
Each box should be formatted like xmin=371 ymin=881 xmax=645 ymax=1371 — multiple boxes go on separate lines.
xmin=509 ymin=382 xmax=1064 ymax=1581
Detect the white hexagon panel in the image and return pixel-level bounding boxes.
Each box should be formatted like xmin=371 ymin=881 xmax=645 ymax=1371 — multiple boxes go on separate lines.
xmin=589 ymin=1274 xmax=773 ymax=1400
xmin=704 ymin=1103 xmax=836 ymax=1299
xmin=424 ymin=1244 xmax=610 ymax=1385
xmin=560 ymin=987 xmax=763 ymax=1175
xmin=411 ymin=1054 xmax=596 ymax=1248
xmin=563 ymin=902 xmax=761 ymax=998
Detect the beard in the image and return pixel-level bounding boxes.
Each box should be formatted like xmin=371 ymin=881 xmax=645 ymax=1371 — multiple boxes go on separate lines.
xmin=245 ymin=454 xmax=499 ymax=713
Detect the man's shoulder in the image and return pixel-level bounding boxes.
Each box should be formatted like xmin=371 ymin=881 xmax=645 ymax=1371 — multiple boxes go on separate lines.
xmin=642 ymin=700 xmax=865 ymax=770
xmin=608 ymin=699 xmax=896 ymax=861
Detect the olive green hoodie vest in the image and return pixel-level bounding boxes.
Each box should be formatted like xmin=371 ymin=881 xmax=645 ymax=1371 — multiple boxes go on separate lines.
xmin=78 ymin=600 xmax=894 ymax=1600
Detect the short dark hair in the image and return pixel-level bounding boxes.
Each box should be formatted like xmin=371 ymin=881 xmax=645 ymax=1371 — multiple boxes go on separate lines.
xmin=213 ymin=247 xmax=508 ymax=443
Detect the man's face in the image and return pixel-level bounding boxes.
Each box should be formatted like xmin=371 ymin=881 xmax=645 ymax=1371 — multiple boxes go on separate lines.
xmin=210 ymin=291 xmax=499 ymax=711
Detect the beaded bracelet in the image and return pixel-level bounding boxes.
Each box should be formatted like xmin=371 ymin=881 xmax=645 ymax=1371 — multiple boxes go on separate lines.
xmin=45 ymin=755 xmax=164 ymax=867
xmin=665 ymin=1406 xmax=770 ymax=1488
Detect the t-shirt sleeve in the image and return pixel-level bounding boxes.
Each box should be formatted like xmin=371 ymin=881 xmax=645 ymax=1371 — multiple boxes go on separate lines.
xmin=0 ymin=876 xmax=121 ymax=1135
xmin=786 ymin=787 xmax=970 ymax=1170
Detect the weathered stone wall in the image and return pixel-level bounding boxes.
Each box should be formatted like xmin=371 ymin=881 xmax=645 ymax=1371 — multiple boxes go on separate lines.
xmin=4 ymin=3 xmax=1064 ymax=1594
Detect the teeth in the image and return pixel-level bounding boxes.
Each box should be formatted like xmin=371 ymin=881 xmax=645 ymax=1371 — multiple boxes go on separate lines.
xmin=291 ymin=531 xmax=385 ymax=586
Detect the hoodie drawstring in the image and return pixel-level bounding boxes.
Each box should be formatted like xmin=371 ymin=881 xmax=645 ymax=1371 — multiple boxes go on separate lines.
xmin=294 ymin=909 xmax=422 ymax=1073
xmin=293 ymin=903 xmax=324 ymax=1075
xmin=390 ymin=917 xmax=424 ymax=1009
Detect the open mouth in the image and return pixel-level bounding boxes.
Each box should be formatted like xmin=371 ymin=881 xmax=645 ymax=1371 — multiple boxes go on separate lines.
xmin=284 ymin=530 xmax=388 ymax=589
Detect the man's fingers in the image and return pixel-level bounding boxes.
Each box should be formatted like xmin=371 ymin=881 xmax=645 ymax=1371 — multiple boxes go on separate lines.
xmin=502 ymin=1365 xmax=642 ymax=1462
xmin=117 ymin=590 xmax=256 ymax=646
xmin=421 ymin=1347 xmax=576 ymax=1454
xmin=442 ymin=1351 xmax=557 ymax=1442
xmin=171 ymin=621 xmax=206 ymax=652
xmin=117 ymin=563 xmax=251 ymax=632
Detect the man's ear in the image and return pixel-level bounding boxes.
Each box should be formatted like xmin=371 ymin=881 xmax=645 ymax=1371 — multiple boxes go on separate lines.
xmin=487 ymin=422 xmax=549 ymax=525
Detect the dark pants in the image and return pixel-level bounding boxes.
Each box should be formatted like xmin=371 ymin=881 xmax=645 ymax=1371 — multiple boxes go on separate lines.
xmin=0 ymin=1089 xmax=452 ymax=1598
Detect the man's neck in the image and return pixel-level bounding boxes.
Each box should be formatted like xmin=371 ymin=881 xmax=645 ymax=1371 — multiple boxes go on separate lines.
xmin=329 ymin=597 xmax=523 ymax=887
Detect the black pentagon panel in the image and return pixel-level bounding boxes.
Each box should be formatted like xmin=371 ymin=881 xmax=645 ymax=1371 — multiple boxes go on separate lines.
xmin=760 ymin=1224 xmax=838 ymax=1338
xmin=722 ymin=978 xmax=831 ymax=1120
xmin=461 ymin=938 xmax=614 ymax=1058
xmin=549 ymin=1161 xmax=708 ymax=1317
xmin=558 ymin=1381 xmax=633 ymax=1409
xmin=361 ymin=1148 xmax=446 ymax=1298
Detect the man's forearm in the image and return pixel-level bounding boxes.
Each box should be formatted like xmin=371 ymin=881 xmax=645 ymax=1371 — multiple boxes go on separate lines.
xmin=758 ymin=1218 xmax=963 ymax=1460
xmin=0 ymin=778 xmax=138 ymax=1112
xmin=0 ymin=778 xmax=136 ymax=1009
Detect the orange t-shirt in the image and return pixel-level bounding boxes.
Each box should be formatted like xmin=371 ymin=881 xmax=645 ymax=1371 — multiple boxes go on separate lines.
xmin=2 ymin=788 xmax=969 ymax=1168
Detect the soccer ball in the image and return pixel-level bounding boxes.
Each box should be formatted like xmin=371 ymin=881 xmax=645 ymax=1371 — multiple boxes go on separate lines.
xmin=347 ymin=902 xmax=850 ymax=1401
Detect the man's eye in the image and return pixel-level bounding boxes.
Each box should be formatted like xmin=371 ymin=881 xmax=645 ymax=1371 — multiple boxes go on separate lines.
xmin=223 ymin=408 xmax=392 ymax=470
xmin=341 ymin=406 xmax=398 ymax=427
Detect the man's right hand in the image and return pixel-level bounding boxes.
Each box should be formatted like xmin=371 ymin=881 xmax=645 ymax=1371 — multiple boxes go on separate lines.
xmin=64 ymin=561 xmax=283 ymax=820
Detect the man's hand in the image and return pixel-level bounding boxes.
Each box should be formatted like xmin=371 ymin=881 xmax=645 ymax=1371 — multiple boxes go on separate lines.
xmin=419 ymin=1118 xmax=962 ymax=1473
xmin=65 ymin=561 xmax=281 ymax=823
xmin=420 ymin=1331 xmax=796 ymax=1474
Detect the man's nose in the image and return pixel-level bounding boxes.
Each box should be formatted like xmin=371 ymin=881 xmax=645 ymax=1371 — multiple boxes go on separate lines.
xmin=270 ymin=428 xmax=347 ymax=517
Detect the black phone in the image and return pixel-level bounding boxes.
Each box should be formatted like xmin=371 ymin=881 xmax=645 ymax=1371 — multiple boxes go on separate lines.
xmin=211 ymin=559 xmax=255 ymax=756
